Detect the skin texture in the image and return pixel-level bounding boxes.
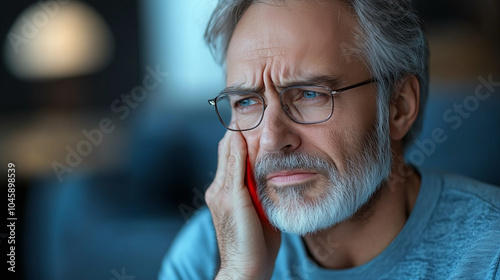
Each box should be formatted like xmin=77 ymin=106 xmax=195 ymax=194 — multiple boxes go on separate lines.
xmin=205 ymin=0 xmax=422 ymax=278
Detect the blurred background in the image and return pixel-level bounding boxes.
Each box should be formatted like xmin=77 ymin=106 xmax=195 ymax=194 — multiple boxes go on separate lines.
xmin=0 ymin=0 xmax=499 ymax=279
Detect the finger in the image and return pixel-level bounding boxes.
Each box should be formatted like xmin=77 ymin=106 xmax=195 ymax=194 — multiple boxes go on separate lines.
xmin=217 ymin=131 xmax=231 ymax=168
xmin=213 ymin=131 xmax=233 ymax=186
xmin=228 ymin=131 xmax=247 ymax=193
xmin=206 ymin=131 xmax=232 ymax=204
xmin=213 ymin=124 xmax=245 ymax=191
xmin=223 ymin=131 xmax=246 ymax=191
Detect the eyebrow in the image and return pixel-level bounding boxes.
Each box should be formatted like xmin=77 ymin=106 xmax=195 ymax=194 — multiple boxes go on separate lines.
xmin=278 ymin=75 xmax=342 ymax=89
xmin=222 ymin=75 xmax=342 ymax=94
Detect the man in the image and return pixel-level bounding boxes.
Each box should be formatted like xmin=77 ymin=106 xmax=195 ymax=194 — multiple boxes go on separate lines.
xmin=159 ymin=0 xmax=500 ymax=279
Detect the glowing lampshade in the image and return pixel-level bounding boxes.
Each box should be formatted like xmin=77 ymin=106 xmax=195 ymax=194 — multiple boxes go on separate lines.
xmin=3 ymin=0 xmax=114 ymax=80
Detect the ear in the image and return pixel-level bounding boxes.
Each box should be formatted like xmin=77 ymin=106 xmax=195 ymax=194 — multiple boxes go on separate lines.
xmin=389 ymin=75 xmax=420 ymax=141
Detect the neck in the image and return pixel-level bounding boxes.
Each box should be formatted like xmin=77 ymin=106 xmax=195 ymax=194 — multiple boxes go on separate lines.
xmin=302 ymin=158 xmax=421 ymax=269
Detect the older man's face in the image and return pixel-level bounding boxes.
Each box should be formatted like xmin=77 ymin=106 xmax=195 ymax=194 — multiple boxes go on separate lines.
xmin=226 ymin=0 xmax=390 ymax=234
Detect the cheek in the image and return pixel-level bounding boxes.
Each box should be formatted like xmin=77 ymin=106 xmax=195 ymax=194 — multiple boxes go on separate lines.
xmin=305 ymin=126 xmax=353 ymax=171
xmin=308 ymin=110 xmax=377 ymax=172
xmin=331 ymin=95 xmax=379 ymax=138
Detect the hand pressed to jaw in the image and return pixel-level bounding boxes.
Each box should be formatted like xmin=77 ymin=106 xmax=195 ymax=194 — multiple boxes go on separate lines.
xmin=205 ymin=131 xmax=248 ymax=220
xmin=205 ymin=130 xmax=281 ymax=279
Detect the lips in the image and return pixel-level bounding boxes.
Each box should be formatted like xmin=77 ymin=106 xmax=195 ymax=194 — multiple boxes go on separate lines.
xmin=267 ymin=170 xmax=317 ymax=185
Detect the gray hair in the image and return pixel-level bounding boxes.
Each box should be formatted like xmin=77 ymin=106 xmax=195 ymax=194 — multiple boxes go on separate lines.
xmin=204 ymin=0 xmax=429 ymax=149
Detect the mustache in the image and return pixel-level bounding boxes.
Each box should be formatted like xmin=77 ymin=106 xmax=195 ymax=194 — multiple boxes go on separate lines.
xmin=254 ymin=152 xmax=336 ymax=181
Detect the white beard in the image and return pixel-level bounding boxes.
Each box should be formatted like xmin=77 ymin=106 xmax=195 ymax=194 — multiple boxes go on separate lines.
xmin=254 ymin=123 xmax=392 ymax=236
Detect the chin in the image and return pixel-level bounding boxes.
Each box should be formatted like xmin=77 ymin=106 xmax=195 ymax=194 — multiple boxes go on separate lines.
xmin=258 ymin=159 xmax=391 ymax=236
xmin=259 ymin=181 xmax=357 ymax=235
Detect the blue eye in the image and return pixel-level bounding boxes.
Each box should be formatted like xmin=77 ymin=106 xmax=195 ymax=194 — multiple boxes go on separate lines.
xmin=302 ymin=90 xmax=319 ymax=98
xmin=237 ymin=98 xmax=257 ymax=107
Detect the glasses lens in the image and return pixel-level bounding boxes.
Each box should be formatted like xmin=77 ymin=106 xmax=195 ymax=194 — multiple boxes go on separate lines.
xmin=281 ymin=86 xmax=333 ymax=123
xmin=216 ymin=92 xmax=264 ymax=130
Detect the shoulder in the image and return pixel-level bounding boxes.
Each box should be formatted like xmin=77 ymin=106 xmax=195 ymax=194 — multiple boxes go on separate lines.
xmin=419 ymin=168 xmax=500 ymax=210
xmin=438 ymin=171 xmax=500 ymax=210
xmin=158 ymin=207 xmax=218 ymax=280
xmin=419 ymin=169 xmax=500 ymax=226
xmin=423 ymin=169 xmax=500 ymax=226
xmin=449 ymin=221 xmax=500 ymax=280
xmin=422 ymin=170 xmax=500 ymax=279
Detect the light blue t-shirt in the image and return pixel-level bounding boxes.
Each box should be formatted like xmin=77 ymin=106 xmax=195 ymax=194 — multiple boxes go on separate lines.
xmin=159 ymin=169 xmax=500 ymax=279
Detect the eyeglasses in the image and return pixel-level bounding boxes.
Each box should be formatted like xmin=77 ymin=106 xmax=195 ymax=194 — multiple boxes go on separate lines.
xmin=208 ymin=78 xmax=377 ymax=131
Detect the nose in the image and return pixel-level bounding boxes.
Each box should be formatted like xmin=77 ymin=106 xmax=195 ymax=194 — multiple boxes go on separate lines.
xmin=258 ymin=100 xmax=301 ymax=153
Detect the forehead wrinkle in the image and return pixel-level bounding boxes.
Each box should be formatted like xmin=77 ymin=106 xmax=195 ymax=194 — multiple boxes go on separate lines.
xmin=242 ymin=39 xmax=287 ymax=60
xmin=234 ymin=47 xmax=292 ymax=92
xmin=227 ymin=69 xmax=265 ymax=92
xmin=269 ymin=58 xmax=294 ymax=87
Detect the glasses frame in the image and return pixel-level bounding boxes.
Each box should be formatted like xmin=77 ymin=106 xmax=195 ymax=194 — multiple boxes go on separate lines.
xmin=208 ymin=78 xmax=377 ymax=131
